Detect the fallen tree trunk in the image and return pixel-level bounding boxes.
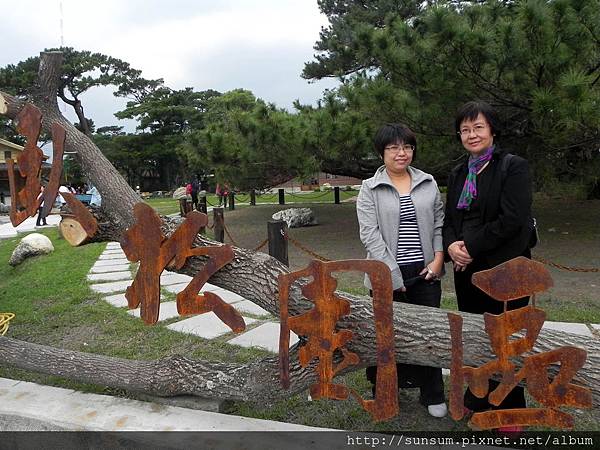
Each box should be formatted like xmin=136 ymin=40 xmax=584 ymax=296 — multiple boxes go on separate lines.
xmin=1 ymin=51 xmax=599 ymax=411
xmin=1 ymin=303 xmax=599 ymax=405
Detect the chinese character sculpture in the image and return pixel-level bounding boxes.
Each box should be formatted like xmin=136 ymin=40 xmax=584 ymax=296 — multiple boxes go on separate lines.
xmin=121 ymin=202 xmax=245 ymax=332
xmin=448 ymin=256 xmax=592 ymax=429
xmin=7 ymin=104 xmax=64 ymax=226
xmin=278 ymin=259 xmax=398 ymax=422
xmin=6 ymin=103 xmax=97 ymax=243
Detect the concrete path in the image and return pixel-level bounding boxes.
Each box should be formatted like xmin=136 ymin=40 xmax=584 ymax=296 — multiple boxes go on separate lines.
xmin=0 ymin=214 xmax=62 ymax=239
xmin=0 ymin=377 xmax=326 ymax=432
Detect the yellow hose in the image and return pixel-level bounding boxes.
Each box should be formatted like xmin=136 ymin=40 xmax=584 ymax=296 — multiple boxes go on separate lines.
xmin=0 ymin=313 xmax=15 ymax=335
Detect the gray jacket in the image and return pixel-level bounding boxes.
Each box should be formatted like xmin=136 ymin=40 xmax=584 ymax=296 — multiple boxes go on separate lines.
xmin=357 ymin=165 xmax=445 ymax=290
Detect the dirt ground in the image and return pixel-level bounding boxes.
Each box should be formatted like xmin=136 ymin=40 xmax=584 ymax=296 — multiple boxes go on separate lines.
xmin=219 ymin=197 xmax=600 ymax=307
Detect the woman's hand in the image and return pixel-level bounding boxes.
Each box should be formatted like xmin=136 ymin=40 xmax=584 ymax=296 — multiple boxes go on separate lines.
xmin=420 ymin=251 xmax=444 ymax=280
xmin=448 ymin=241 xmax=473 ymax=269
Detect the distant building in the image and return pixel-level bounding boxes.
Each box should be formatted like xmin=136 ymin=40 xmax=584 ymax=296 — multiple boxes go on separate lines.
xmin=273 ymin=172 xmax=363 ymax=192
xmin=0 ymin=138 xmax=52 ymax=206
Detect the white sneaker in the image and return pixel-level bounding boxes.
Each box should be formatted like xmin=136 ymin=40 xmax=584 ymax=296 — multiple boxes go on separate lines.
xmin=427 ymin=402 xmax=448 ymax=418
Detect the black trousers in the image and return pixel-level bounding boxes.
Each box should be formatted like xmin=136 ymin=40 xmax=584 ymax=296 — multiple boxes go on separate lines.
xmin=453 ymin=256 xmax=529 ymax=411
xmin=366 ymin=262 xmax=445 ymax=406
xmin=36 ymin=207 xmax=47 ymax=226
xmin=191 ymin=192 xmax=199 ymax=210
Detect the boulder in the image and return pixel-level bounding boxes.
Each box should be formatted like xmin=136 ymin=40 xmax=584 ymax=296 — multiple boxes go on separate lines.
xmin=0 ymin=203 xmax=9 ymax=214
xmin=272 ymin=208 xmax=317 ymax=228
xmin=172 ymin=187 xmax=188 ymax=200
xmin=9 ymin=233 xmax=54 ymax=267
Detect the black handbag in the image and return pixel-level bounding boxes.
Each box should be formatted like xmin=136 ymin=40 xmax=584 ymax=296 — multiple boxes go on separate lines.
xmin=529 ymin=217 xmax=539 ymax=249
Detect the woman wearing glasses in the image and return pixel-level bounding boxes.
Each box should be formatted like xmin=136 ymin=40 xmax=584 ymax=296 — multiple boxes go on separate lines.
xmin=443 ymin=101 xmax=533 ymax=426
xmin=357 ymin=123 xmax=447 ymax=418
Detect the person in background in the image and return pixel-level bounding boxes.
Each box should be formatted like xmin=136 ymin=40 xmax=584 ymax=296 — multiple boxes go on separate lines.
xmin=443 ymin=100 xmax=534 ymax=431
xmin=356 ymin=123 xmax=447 ymax=418
xmin=36 ymin=185 xmax=48 ymax=226
xmin=190 ymin=176 xmax=200 ymax=210
xmin=87 ymin=185 xmax=102 ymax=207
xmin=56 ymin=185 xmax=70 ymax=208
xmin=216 ymin=183 xmax=229 ymax=208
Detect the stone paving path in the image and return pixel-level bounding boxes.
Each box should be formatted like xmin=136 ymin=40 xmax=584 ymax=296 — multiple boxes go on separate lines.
xmin=89 ymin=242 xmax=299 ymax=353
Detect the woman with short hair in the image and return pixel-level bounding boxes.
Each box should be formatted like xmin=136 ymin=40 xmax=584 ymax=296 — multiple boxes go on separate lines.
xmin=357 ymin=123 xmax=447 ymax=418
xmin=443 ymin=100 xmax=534 ymax=426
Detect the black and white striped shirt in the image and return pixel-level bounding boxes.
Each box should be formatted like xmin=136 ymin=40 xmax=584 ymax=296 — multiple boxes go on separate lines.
xmin=396 ymin=194 xmax=424 ymax=265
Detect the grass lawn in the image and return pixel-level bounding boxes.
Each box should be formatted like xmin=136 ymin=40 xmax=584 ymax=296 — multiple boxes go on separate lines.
xmin=0 ymin=196 xmax=598 ymax=431
xmin=144 ymin=190 xmax=358 ymax=216
xmin=0 ymin=228 xmax=272 ymax=395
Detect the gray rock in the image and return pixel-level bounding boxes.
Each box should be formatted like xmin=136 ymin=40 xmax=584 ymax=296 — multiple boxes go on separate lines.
xmin=272 ymin=208 xmax=317 ymax=228
xmin=9 ymin=233 xmax=54 ymax=266
xmin=0 ymin=203 xmax=9 ymax=213
xmin=172 ymin=187 xmax=189 ymax=200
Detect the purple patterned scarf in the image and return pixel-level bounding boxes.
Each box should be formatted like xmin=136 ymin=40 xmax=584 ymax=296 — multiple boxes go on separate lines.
xmin=456 ymin=146 xmax=494 ymax=210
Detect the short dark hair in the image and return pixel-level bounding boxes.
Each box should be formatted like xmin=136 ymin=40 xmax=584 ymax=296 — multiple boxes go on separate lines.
xmin=454 ymin=101 xmax=501 ymax=142
xmin=373 ymin=123 xmax=417 ymax=160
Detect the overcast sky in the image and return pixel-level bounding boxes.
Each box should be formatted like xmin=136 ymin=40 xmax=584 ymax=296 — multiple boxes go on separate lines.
xmin=1 ymin=0 xmax=338 ymax=132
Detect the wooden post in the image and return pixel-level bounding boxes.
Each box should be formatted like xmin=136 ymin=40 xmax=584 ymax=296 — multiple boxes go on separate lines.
xmin=278 ymin=189 xmax=285 ymax=205
xmin=268 ymin=219 xmax=288 ymax=266
xmin=334 ymin=186 xmax=340 ymax=204
xmin=228 ymin=192 xmax=235 ymax=211
xmin=198 ymin=196 xmax=207 ymax=234
xmin=213 ymin=207 xmax=224 ymax=243
xmin=250 ymin=189 xmax=256 ymax=206
xmin=198 ymin=196 xmax=207 ymax=214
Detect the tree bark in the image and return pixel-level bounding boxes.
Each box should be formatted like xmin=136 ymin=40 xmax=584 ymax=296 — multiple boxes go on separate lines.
xmin=1 ymin=303 xmax=599 ymax=406
xmin=1 ymin=51 xmax=599 ymax=411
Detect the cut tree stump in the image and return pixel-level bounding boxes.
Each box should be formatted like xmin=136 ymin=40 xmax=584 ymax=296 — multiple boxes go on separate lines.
xmin=59 ymin=216 xmax=90 ymax=246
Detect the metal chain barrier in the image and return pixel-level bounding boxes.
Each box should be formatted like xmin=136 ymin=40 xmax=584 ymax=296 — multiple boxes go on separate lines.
xmin=222 ymin=223 xmax=269 ymax=252
xmin=256 ymin=193 xmax=278 ymax=202
xmin=234 ymin=194 xmax=250 ymax=203
xmin=532 ymin=255 xmax=599 ymax=273
xmin=287 ymin=191 xmax=331 ymax=200
xmin=282 ymin=229 xmax=332 ymax=262
xmin=223 ymin=223 xmax=240 ymax=247
xmin=253 ymin=238 xmax=269 ymax=252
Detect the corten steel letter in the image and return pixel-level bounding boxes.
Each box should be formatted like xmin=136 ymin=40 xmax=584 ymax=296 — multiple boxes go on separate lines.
xmin=7 ymin=104 xmax=44 ymax=226
xmin=448 ymin=256 xmax=592 ymax=430
xmin=278 ymin=259 xmax=398 ymax=422
xmin=40 ymin=123 xmax=66 ymax=219
xmin=121 ymin=203 xmax=244 ymax=331
xmin=60 ymin=191 xmax=98 ymax=239
xmin=7 ymin=104 xmax=65 ymax=226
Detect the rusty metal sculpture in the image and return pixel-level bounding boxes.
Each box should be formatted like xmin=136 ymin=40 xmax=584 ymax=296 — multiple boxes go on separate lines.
xmin=121 ymin=202 xmax=245 ymax=331
xmin=40 ymin=123 xmax=65 ymax=219
xmin=7 ymin=104 xmax=47 ymax=226
xmin=278 ymin=259 xmax=398 ymax=422
xmin=448 ymin=256 xmax=592 ymax=429
xmin=6 ymin=103 xmax=97 ymax=245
